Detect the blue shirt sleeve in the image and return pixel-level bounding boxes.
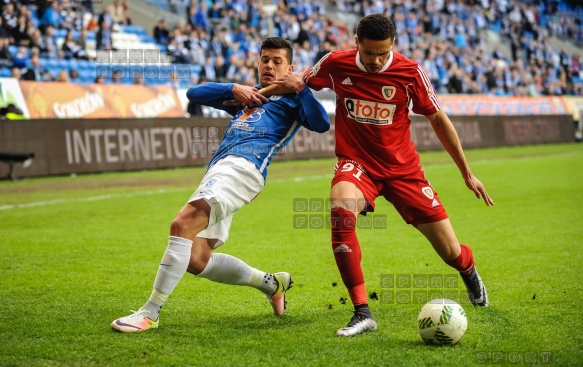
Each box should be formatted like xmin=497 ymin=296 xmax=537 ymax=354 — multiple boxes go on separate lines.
xmin=293 ymin=87 xmax=330 ymax=133
xmin=186 ymin=82 xmax=239 ymax=116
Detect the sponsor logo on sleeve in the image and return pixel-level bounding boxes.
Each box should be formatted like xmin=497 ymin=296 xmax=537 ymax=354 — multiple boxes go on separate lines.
xmin=309 ymin=52 xmax=331 ymax=78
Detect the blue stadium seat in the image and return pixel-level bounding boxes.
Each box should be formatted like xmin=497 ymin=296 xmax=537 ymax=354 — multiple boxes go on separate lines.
xmin=96 ymin=64 xmax=112 ymax=78
xmin=54 ymin=29 xmax=67 ymax=38
xmin=56 ymin=59 xmax=70 ymax=71
xmin=141 ymin=35 xmax=157 ymax=44
xmin=180 ymin=79 xmax=191 ymax=88
xmin=77 ymin=60 xmax=91 ymax=70
xmin=68 ymin=59 xmax=79 ymax=71
xmin=0 ymin=68 xmax=11 ymax=77
xmin=44 ymin=58 xmax=58 ymax=70
xmin=79 ymin=69 xmax=95 ymax=81
xmin=50 ymin=69 xmax=61 ymax=78
xmin=80 ymin=74 xmax=95 ymax=83
xmin=119 ymin=25 xmax=147 ymax=36
xmin=8 ymin=45 xmax=19 ymax=57
xmin=142 ymin=0 xmax=171 ymax=12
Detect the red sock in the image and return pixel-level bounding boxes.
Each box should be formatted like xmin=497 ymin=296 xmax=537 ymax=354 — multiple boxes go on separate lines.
xmin=331 ymin=207 xmax=368 ymax=306
xmin=445 ymin=244 xmax=475 ymax=275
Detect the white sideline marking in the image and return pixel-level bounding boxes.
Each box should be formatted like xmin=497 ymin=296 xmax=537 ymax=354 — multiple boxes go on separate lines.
xmin=0 ymin=175 xmax=330 ymax=211
xmin=0 ymin=189 xmax=180 ymax=211
xmin=272 ymin=174 xmax=329 ymax=183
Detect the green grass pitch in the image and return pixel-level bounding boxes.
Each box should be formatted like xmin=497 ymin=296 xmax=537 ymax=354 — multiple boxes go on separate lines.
xmin=0 ymin=143 xmax=581 ymax=366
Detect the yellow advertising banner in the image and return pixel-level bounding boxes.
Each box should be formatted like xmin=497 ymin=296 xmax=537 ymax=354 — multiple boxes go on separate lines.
xmin=20 ymin=82 xmax=185 ymax=119
xmin=561 ymin=96 xmax=583 ymax=121
xmin=106 ymin=84 xmax=186 ymax=118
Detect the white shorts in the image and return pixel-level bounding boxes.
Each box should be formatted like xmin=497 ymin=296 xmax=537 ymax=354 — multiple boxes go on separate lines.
xmin=188 ymin=155 xmax=265 ymax=247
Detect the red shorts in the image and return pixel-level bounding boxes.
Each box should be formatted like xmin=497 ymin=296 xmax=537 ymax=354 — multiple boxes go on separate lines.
xmin=332 ymin=158 xmax=448 ymax=226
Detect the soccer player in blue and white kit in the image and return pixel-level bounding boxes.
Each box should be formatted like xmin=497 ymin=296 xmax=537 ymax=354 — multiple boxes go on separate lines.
xmin=112 ymin=37 xmax=330 ymax=333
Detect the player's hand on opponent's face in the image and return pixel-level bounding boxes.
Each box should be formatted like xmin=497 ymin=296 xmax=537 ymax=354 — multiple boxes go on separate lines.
xmin=272 ymin=68 xmax=308 ymax=94
xmin=465 ymin=175 xmax=495 ymax=206
xmin=227 ymin=83 xmax=270 ymax=107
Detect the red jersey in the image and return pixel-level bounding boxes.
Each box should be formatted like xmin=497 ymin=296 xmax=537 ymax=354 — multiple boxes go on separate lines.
xmin=306 ymin=49 xmax=441 ymax=180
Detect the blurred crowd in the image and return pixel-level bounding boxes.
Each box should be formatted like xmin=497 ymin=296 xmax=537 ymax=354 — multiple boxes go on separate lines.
xmin=158 ymin=0 xmax=582 ymax=96
xmin=0 ymin=0 xmax=133 ymax=83
xmin=0 ymin=0 xmax=582 ymax=96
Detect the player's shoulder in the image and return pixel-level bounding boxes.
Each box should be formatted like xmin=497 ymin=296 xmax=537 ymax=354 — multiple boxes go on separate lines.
xmin=333 ymin=48 xmax=357 ymax=57
xmin=385 ymin=51 xmax=424 ymax=78
xmin=391 ymin=51 xmax=420 ymax=69
xmin=321 ymin=48 xmax=356 ymax=63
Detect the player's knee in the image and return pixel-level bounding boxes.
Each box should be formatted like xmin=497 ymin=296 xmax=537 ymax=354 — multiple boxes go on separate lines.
xmin=170 ymin=207 xmax=209 ymax=237
xmin=170 ymin=216 xmax=188 ymax=237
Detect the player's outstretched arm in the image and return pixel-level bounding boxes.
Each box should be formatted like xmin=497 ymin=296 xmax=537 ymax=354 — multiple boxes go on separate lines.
xmin=426 ymin=109 xmax=494 ymax=206
xmin=186 ymin=82 xmax=241 ymax=115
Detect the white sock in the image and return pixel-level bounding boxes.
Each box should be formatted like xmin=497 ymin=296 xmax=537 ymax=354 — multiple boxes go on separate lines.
xmin=142 ymin=236 xmax=192 ymax=320
xmin=197 ymin=253 xmax=278 ymax=295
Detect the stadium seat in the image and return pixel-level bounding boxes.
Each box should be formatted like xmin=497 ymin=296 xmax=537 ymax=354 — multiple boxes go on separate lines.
xmin=56 ymin=60 xmax=70 ymax=71
xmin=68 ymin=60 xmax=79 ymax=70
xmin=44 ymin=58 xmax=58 ymax=70
xmin=8 ymin=45 xmax=18 ymax=57
xmin=79 ymin=69 xmax=94 ymax=81
xmin=77 ymin=60 xmax=91 ymax=70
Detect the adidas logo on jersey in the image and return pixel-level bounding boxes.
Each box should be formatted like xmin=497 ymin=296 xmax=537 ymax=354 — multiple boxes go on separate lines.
xmin=334 ymin=244 xmax=352 ymax=253
xmin=342 ymin=77 xmax=353 ymax=85
xmin=431 ymin=199 xmax=440 ymax=207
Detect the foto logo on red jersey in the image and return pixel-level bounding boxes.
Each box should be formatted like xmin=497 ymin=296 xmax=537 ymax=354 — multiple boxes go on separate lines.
xmin=344 ymin=98 xmax=396 ymax=125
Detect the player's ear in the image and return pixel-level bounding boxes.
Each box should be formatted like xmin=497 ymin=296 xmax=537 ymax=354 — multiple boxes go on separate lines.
xmin=289 ymin=64 xmax=294 ymax=72
xmin=355 ymin=36 xmax=359 ymax=47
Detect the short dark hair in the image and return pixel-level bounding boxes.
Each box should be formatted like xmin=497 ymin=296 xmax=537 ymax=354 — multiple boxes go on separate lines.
xmin=260 ymin=37 xmax=293 ymax=64
xmin=356 ymin=14 xmax=396 ymax=42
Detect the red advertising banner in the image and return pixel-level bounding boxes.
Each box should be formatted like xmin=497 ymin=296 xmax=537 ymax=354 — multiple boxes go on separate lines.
xmin=19 ymin=82 xmax=186 ymax=119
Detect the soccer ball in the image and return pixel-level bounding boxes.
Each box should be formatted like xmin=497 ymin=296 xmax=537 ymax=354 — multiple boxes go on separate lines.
xmin=417 ymin=298 xmax=467 ymax=345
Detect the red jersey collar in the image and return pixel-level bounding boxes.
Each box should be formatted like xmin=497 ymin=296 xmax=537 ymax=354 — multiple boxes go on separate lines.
xmin=355 ymin=51 xmax=394 ymax=73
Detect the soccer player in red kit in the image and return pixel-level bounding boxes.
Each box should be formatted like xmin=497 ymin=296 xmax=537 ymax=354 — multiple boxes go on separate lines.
xmin=304 ymin=14 xmax=495 ymax=337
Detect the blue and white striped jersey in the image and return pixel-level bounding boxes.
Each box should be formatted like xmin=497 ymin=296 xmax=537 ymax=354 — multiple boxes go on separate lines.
xmin=186 ymin=82 xmax=330 ymax=180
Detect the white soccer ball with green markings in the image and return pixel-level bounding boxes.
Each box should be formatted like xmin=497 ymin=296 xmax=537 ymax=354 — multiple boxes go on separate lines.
xmin=417 ymin=298 xmax=467 ymax=345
